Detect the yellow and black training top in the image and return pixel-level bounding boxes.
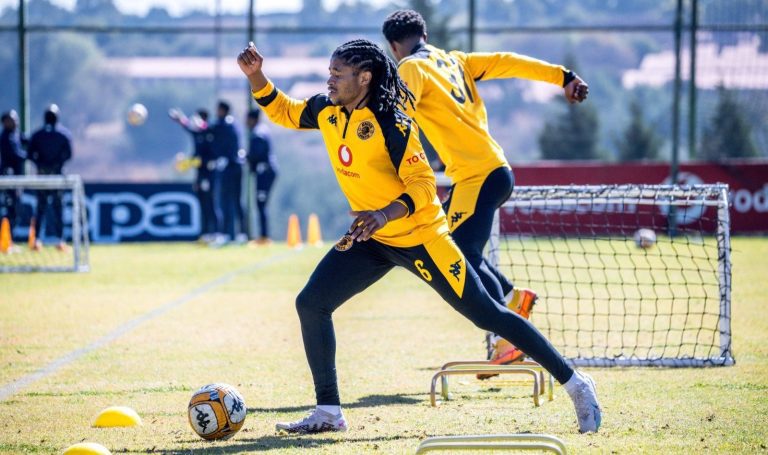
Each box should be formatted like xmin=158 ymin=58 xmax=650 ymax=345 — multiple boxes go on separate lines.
xmin=252 ymin=80 xmax=448 ymax=248
xmin=398 ymin=43 xmax=567 ymax=184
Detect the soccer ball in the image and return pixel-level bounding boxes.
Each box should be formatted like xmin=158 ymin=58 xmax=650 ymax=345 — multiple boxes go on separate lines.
xmin=127 ymin=103 xmax=148 ymax=126
xmin=633 ymin=228 xmax=657 ymax=249
xmin=188 ymin=383 xmax=247 ymax=440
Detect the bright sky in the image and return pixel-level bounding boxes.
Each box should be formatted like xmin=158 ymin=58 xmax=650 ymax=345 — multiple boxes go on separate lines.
xmin=0 ymin=0 xmax=389 ymax=16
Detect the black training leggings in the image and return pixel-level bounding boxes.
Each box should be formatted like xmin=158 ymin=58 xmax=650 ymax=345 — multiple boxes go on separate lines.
xmin=445 ymin=166 xmax=515 ymax=304
xmin=294 ymin=233 xmax=574 ymax=405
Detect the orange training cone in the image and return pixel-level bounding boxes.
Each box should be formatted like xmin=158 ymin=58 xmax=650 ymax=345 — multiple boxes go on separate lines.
xmin=307 ymin=213 xmax=323 ymax=247
xmin=286 ymin=214 xmax=303 ymax=248
xmin=0 ymin=217 xmax=11 ymax=253
xmin=28 ymin=217 xmax=36 ymax=250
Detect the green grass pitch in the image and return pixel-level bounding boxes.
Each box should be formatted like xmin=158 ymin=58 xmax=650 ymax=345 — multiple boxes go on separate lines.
xmin=1 ymin=238 xmax=767 ymax=453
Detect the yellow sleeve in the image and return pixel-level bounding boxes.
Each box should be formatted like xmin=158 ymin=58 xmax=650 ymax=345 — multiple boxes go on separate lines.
xmin=387 ymin=113 xmax=435 ymax=216
xmin=454 ymin=50 xmax=566 ymax=86
xmin=397 ymin=60 xmax=425 ymax=116
xmin=252 ymin=80 xmax=329 ymax=130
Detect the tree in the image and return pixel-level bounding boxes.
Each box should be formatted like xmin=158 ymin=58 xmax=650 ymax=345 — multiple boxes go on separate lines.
xmin=538 ymin=55 xmax=600 ymax=160
xmin=617 ymin=99 xmax=661 ymax=161
xmin=700 ymin=86 xmax=757 ymax=161
xmin=538 ymin=101 xmax=600 ymax=160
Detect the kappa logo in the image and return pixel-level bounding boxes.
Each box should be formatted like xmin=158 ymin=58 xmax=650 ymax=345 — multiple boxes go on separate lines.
xmin=450 ymin=211 xmax=466 ymax=227
xmin=357 ymin=120 xmax=375 ymax=140
xmin=334 ymin=234 xmax=354 ymax=251
xmin=394 ymin=115 xmax=410 ymax=137
xmin=338 ymin=144 xmax=353 ymax=166
xmin=328 ymin=114 xmax=337 ymax=125
xmin=448 ymin=259 xmax=462 ymax=281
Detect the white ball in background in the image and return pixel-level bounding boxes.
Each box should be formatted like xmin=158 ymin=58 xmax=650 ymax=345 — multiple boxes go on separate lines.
xmin=634 ymin=228 xmax=657 ymax=249
xmin=127 ymin=103 xmax=148 ymax=126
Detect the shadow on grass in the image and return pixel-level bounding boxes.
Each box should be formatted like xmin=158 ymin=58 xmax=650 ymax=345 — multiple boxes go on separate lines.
xmin=160 ymin=433 xmax=416 ymax=454
xmin=248 ymin=392 xmax=424 ymax=414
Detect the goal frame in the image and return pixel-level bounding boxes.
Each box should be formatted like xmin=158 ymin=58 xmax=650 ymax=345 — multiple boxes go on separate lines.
xmin=0 ymin=175 xmax=90 ymax=273
xmin=485 ymin=183 xmax=734 ymax=367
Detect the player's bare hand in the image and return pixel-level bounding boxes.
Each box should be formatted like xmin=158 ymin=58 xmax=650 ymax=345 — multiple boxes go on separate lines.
xmin=348 ymin=210 xmax=387 ymax=242
xmin=237 ymin=42 xmax=264 ymax=77
xmin=565 ymin=76 xmax=589 ymax=104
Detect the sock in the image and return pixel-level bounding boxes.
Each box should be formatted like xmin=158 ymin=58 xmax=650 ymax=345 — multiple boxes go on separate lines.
xmin=317 ymin=405 xmax=341 ymax=416
xmin=562 ymin=370 xmax=584 ymax=396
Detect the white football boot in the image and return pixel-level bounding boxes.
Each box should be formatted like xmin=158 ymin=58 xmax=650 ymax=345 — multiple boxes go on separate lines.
xmin=275 ymin=408 xmax=348 ymax=434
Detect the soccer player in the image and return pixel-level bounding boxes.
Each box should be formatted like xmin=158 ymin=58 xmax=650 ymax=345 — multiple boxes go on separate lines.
xmin=382 ymin=9 xmax=589 ymax=373
xmin=237 ymin=39 xmax=600 ymax=434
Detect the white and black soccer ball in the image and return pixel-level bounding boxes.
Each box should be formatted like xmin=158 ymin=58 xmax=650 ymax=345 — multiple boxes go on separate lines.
xmin=633 ymin=228 xmax=657 ymax=249
xmin=127 ymin=103 xmax=148 ymax=126
xmin=188 ymin=383 xmax=247 ymax=440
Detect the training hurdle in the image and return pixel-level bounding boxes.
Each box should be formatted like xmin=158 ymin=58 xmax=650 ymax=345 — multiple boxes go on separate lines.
xmin=415 ymin=433 xmax=567 ymax=454
xmin=430 ymin=360 xmax=555 ymax=407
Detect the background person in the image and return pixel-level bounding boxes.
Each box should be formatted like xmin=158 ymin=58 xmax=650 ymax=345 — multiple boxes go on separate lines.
xmin=245 ymin=108 xmax=277 ymax=245
xmin=0 ymin=109 xmax=27 ymax=234
xmin=28 ymin=104 xmax=72 ymax=251
xmin=210 ymin=100 xmax=245 ymax=246
xmin=170 ymin=107 xmax=219 ymax=242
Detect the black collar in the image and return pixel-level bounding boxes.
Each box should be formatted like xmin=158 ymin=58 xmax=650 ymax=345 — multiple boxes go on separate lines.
xmin=410 ymin=41 xmax=427 ymax=55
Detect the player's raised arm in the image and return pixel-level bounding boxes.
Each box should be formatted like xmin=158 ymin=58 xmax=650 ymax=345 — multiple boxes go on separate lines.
xmin=237 ymin=42 xmax=326 ymax=130
xmin=460 ymin=51 xmax=588 ymax=104
xmin=237 ymin=42 xmax=269 ymax=92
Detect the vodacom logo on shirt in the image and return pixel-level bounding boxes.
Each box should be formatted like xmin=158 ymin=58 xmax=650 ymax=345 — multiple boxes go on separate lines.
xmin=338 ymin=144 xmax=353 ymax=167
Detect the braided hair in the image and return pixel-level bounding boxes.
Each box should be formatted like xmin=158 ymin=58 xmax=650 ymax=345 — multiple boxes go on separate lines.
xmin=382 ymin=9 xmax=426 ymax=43
xmin=332 ymin=39 xmax=415 ymax=113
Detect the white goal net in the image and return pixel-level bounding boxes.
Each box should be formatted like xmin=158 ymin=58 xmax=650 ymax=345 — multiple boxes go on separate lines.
xmin=485 ymin=183 xmax=733 ymax=367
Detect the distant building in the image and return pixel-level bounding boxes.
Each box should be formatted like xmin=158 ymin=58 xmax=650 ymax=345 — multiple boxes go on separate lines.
xmin=102 ymin=56 xmax=329 ymax=91
xmin=623 ymin=36 xmax=768 ymax=90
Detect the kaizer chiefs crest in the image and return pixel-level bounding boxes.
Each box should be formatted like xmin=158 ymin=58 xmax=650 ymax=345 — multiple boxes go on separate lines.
xmin=334 ymin=234 xmax=354 ymax=252
xmin=357 ymin=121 xmax=375 ymax=140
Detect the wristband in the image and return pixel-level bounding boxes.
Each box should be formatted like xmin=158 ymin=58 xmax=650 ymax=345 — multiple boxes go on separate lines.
xmin=563 ymin=70 xmax=576 ymax=88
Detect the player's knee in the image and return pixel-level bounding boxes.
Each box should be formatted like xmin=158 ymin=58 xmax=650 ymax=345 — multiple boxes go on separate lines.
xmin=295 ymin=286 xmax=331 ymax=317
xmin=295 ymin=288 xmax=315 ymax=316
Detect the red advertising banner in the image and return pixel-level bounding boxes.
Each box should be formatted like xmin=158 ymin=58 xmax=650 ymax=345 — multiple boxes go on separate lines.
xmin=439 ymin=160 xmax=768 ymax=234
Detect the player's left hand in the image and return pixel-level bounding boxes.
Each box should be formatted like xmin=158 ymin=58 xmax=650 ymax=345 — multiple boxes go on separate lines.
xmin=565 ymin=76 xmax=589 ymax=104
xmin=348 ymin=210 xmax=387 ymax=242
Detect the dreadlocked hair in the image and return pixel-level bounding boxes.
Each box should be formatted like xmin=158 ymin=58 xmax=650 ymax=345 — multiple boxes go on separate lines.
xmin=382 ymin=9 xmax=426 ymax=43
xmin=332 ymin=39 xmax=415 ymax=113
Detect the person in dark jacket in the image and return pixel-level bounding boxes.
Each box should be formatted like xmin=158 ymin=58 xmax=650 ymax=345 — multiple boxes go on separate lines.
xmin=245 ymin=108 xmax=277 ymax=245
xmin=170 ymin=108 xmax=219 ymax=241
xmin=28 ymin=105 xmax=72 ymax=251
xmin=1 ymin=110 xmax=27 ymax=232
xmin=209 ymin=100 xmax=245 ymax=245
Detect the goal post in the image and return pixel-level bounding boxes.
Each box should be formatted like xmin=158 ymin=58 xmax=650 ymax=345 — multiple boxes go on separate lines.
xmin=437 ymin=178 xmax=734 ymax=367
xmin=0 ymin=175 xmax=90 ymax=273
